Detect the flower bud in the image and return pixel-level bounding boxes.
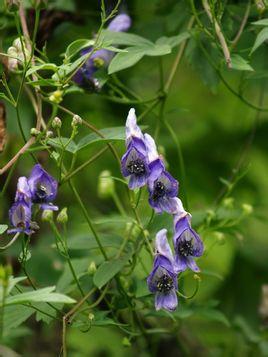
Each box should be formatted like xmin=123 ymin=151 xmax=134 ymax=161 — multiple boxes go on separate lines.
xmin=93 ymin=57 xmax=105 ymax=68
xmin=98 ymin=170 xmax=114 ymax=198
xmin=122 ymin=337 xmax=131 ymax=347
xmin=7 ymin=46 xmax=18 ymax=71
xmin=71 ymin=114 xmax=82 ymax=127
xmin=193 ymin=274 xmax=201 ymax=281
xmin=255 ymin=0 xmax=266 ymax=13
xmin=30 ymin=128 xmax=40 ymax=136
xmin=242 ymin=203 xmax=253 ymax=215
xmin=46 ymin=130 xmax=54 ymax=138
xmin=88 ymin=313 xmax=95 ymax=321
xmin=88 ymin=261 xmax=97 ymax=275
xmin=52 ymin=116 xmax=62 ymax=129
xmin=57 ymin=207 xmax=68 ymax=224
xmin=5 ymin=0 xmax=20 ymax=12
xmin=222 ymin=197 xmax=234 ymax=209
xmin=41 ymin=209 xmax=53 ymax=222
xmin=49 ymin=90 xmax=63 ymax=104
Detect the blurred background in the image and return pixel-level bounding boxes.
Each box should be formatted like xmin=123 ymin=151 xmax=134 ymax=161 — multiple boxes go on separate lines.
xmin=1 ymin=0 xmax=268 ymax=356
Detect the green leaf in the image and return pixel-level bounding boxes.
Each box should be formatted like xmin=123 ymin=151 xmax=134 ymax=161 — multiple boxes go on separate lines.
xmin=108 ymin=47 xmax=145 ymax=74
xmin=65 ymin=39 xmax=95 ymax=59
xmin=26 ymin=63 xmax=58 ymax=76
xmin=0 ymin=224 xmax=8 ymax=234
xmin=231 ymin=55 xmax=254 ymax=72
xmin=156 ymin=32 xmax=190 ymax=48
xmin=0 ymin=276 xmax=27 ymax=301
xmin=251 ymin=19 xmax=268 ymax=26
xmin=100 ymin=30 xmax=153 ymax=47
xmin=47 ymin=137 xmax=78 ymax=153
xmin=68 ymin=233 xmax=123 ymax=250
xmin=3 ymin=305 xmax=34 ymax=336
xmin=76 ymin=126 xmax=126 ymax=151
xmin=93 ymin=252 xmax=132 ymax=289
xmin=3 ymin=286 xmax=76 ymax=306
xmin=144 ymin=43 xmax=171 ymax=56
xmin=251 ymin=27 xmax=268 ymax=54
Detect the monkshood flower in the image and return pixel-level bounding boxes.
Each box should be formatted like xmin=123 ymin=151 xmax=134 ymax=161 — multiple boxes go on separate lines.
xmin=173 ymin=214 xmax=204 ymax=273
xmin=8 ymin=198 xmax=32 ymax=235
xmin=147 ymin=229 xmax=178 ymax=311
xmin=73 ymin=13 xmax=131 ymax=90
xmin=28 ymin=164 xmax=58 ymax=211
xmin=121 ymin=108 xmax=150 ymax=189
xmin=145 ymin=134 xmax=178 ymax=214
xmin=15 ymin=176 xmax=31 ymax=203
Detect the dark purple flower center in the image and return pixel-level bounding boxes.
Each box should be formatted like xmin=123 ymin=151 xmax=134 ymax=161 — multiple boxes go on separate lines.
xmin=178 ymin=239 xmax=194 ymax=257
xmin=152 ymin=181 xmax=166 ymax=201
xmin=127 ymin=159 xmax=146 ymax=176
xmin=34 ymin=184 xmax=48 ymax=203
xmin=157 ymin=273 xmax=173 ymax=293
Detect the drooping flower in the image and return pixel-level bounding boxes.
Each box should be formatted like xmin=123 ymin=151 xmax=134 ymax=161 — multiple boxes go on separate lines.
xmin=15 ymin=176 xmax=31 ymax=203
xmin=147 ymin=229 xmax=178 ymax=311
xmin=173 ymin=215 xmax=204 ymax=273
xmin=73 ymin=13 xmax=131 ymax=90
xmin=28 ymin=164 xmax=58 ymax=211
xmin=121 ymin=108 xmax=150 ymax=189
xmin=8 ymin=198 xmax=32 ymax=235
xmin=145 ymin=134 xmax=178 ymax=214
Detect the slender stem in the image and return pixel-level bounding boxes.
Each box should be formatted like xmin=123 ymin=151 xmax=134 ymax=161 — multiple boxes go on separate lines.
xmin=112 ymin=191 xmax=127 ymax=217
xmin=230 ymin=0 xmax=251 ymax=50
xmin=49 ymin=220 xmax=85 ymax=298
xmin=68 ymin=180 xmax=108 ymax=260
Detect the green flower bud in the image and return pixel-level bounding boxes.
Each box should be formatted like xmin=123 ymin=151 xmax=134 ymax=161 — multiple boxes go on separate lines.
xmin=98 ymin=170 xmax=115 ymax=198
xmin=30 ymin=128 xmax=40 ymax=136
xmin=71 ymin=114 xmax=82 ymax=127
xmin=5 ymin=0 xmax=20 ymax=12
xmin=52 ymin=116 xmax=62 ymax=129
xmin=46 ymin=130 xmax=54 ymax=138
xmin=41 ymin=209 xmax=54 ymax=222
xmin=93 ymin=57 xmax=105 ymax=68
xmin=122 ymin=337 xmax=131 ymax=347
xmin=57 ymin=207 xmax=68 ymax=224
xmin=49 ymin=90 xmax=63 ymax=104
xmin=222 ymin=197 xmax=234 ymax=209
xmin=88 ymin=261 xmax=97 ymax=275
xmin=242 ymin=203 xmax=253 ymax=215
xmin=88 ymin=313 xmax=95 ymax=321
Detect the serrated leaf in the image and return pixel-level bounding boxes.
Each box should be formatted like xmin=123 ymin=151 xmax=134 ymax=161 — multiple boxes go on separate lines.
xmin=251 ymin=27 xmax=268 ymax=54
xmin=93 ymin=252 xmax=132 ymax=289
xmin=231 ymin=55 xmax=254 ymax=71
xmin=0 ymin=224 xmax=8 ymax=234
xmin=3 ymin=286 xmax=76 ymax=306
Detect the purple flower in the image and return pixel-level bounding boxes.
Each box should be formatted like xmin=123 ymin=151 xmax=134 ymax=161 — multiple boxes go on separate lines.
xmin=8 ymin=198 xmax=32 ymax=235
xmin=73 ymin=13 xmax=131 ymax=90
xmin=121 ymin=109 xmax=150 ymax=189
xmin=28 ymin=164 xmax=58 ymax=211
xmin=147 ymin=229 xmax=178 ymax=311
xmin=15 ymin=176 xmax=31 ymax=203
xmin=173 ymin=215 xmax=204 ymax=273
xmin=145 ymin=134 xmax=178 ymax=214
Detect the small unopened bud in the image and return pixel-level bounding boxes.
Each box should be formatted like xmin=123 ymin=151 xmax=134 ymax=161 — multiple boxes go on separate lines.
xmin=41 ymin=209 xmax=53 ymax=222
xmin=30 ymin=128 xmax=40 ymax=136
xmin=7 ymin=46 xmax=18 ymax=71
xmin=122 ymin=337 xmax=131 ymax=347
xmin=57 ymin=207 xmax=68 ymax=224
xmin=255 ymin=0 xmax=266 ymax=13
xmin=71 ymin=114 xmax=82 ymax=127
xmin=52 ymin=116 xmax=62 ymax=129
xmin=193 ymin=274 xmax=201 ymax=281
xmin=222 ymin=197 xmax=234 ymax=209
xmin=98 ymin=170 xmax=115 ymax=198
xmin=46 ymin=130 xmax=54 ymax=138
xmin=88 ymin=261 xmax=97 ymax=275
xmin=88 ymin=313 xmax=95 ymax=321
xmin=49 ymin=90 xmax=63 ymax=104
xmin=93 ymin=57 xmax=105 ymax=68
xmin=213 ymin=231 xmax=225 ymax=245
xmin=242 ymin=203 xmax=253 ymax=215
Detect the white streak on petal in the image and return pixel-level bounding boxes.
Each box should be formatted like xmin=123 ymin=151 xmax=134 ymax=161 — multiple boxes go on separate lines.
xmin=125 ymin=108 xmax=143 ymax=140
xmin=144 ymin=133 xmax=159 ymax=163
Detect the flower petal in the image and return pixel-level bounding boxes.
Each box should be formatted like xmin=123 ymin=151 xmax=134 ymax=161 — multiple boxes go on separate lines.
xmin=125 ymin=108 xmax=143 ymax=141
xmin=155 ymin=289 xmax=178 ymax=311
xmin=155 ymin=229 xmax=174 ymax=263
xmin=108 ymin=14 xmax=131 ymax=32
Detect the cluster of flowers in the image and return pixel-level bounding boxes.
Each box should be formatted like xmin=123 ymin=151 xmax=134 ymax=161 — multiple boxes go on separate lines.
xmin=8 ymin=164 xmax=58 ymax=235
xmin=121 ymin=109 xmax=204 ymax=311
xmin=73 ymin=13 xmax=131 ymax=91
